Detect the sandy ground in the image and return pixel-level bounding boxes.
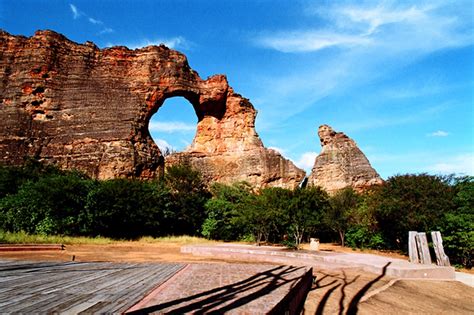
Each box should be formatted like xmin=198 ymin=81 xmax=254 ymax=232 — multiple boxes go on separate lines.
xmin=1 ymin=242 xmax=473 ymax=314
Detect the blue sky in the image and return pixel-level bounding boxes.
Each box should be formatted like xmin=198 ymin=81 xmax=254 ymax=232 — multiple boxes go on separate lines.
xmin=1 ymin=0 xmax=473 ymax=178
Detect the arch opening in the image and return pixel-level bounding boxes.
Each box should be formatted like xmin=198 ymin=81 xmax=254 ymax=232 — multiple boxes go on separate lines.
xmin=148 ymin=96 xmax=198 ymax=156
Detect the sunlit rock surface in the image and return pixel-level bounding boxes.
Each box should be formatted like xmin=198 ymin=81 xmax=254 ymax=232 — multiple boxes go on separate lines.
xmin=308 ymin=125 xmax=383 ymax=194
xmin=0 ymin=30 xmax=304 ymax=188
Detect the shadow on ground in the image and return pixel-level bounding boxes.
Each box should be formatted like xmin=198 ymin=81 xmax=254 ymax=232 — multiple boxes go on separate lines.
xmin=127 ymin=265 xmax=308 ymax=314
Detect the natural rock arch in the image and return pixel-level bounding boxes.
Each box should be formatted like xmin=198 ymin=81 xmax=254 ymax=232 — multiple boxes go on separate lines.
xmin=0 ymin=30 xmax=305 ymax=189
xmin=147 ymin=96 xmax=198 ymax=154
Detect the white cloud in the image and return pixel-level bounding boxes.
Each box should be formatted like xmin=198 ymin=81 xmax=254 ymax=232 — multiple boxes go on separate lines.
xmin=257 ymin=31 xmax=371 ymax=53
xmin=88 ymin=17 xmax=103 ymax=25
xmin=69 ymin=4 xmax=80 ymax=19
xmin=149 ymin=121 xmax=195 ymax=133
xmin=69 ymin=4 xmax=114 ymax=35
xmin=251 ymin=1 xmax=473 ymax=129
xmin=338 ymin=4 xmax=428 ymax=36
xmin=256 ymin=3 xmax=461 ymax=54
xmin=426 ymin=153 xmax=474 ymax=175
xmin=294 ymin=151 xmax=318 ymax=171
xmin=99 ymin=28 xmax=114 ymax=35
xmin=114 ymin=36 xmax=192 ymax=50
xmin=154 ymin=139 xmax=174 ymax=152
xmin=427 ymin=130 xmax=449 ymax=137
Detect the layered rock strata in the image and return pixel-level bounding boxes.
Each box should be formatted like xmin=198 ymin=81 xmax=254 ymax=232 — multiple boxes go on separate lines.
xmin=308 ymin=125 xmax=383 ymax=193
xmin=0 ymin=30 xmax=304 ymax=188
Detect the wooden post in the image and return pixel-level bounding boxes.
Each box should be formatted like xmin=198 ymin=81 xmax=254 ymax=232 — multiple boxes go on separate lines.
xmin=408 ymin=231 xmax=419 ymax=263
xmin=431 ymin=231 xmax=450 ymax=266
xmin=415 ymin=232 xmax=432 ymax=265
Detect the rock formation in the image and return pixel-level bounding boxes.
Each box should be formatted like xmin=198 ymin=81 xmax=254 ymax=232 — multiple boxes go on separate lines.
xmin=308 ymin=125 xmax=383 ymax=193
xmin=0 ymin=30 xmax=305 ymax=188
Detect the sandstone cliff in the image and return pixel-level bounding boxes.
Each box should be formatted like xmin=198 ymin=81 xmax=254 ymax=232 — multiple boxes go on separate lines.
xmin=0 ymin=30 xmax=305 ymax=188
xmin=308 ymin=125 xmax=383 ymax=193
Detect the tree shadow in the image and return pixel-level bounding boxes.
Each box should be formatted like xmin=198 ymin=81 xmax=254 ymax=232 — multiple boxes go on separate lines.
xmin=310 ymin=262 xmax=391 ymax=315
xmin=346 ymin=262 xmax=391 ymax=315
xmin=127 ymin=265 xmax=308 ymax=314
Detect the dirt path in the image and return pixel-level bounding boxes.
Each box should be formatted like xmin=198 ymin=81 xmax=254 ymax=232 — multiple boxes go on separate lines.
xmin=0 ymin=243 xmax=257 ymax=264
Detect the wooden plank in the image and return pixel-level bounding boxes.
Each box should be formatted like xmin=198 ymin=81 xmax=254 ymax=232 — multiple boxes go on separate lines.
xmin=0 ymin=261 xmax=185 ymax=313
xmin=97 ymin=264 xmax=185 ymax=313
xmin=431 ymin=231 xmax=450 ymax=266
xmin=10 ymin=293 xmax=78 ymax=313
xmin=408 ymin=231 xmax=419 ymax=263
xmin=415 ymin=232 xmax=432 ymax=265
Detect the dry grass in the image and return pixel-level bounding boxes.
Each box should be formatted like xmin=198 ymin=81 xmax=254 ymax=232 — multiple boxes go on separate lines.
xmin=0 ymin=231 xmax=215 ymax=246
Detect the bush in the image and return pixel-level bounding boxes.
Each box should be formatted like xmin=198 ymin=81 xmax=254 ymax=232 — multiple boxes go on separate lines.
xmin=202 ymin=182 xmax=251 ymax=240
xmin=84 ymin=179 xmax=168 ymax=239
xmin=372 ymin=174 xmax=456 ymax=251
xmin=440 ymin=212 xmax=473 ymax=268
xmin=346 ymin=226 xmax=385 ymax=249
xmin=0 ymin=171 xmax=94 ymax=235
xmin=0 ymin=159 xmax=63 ymax=198
xmin=164 ymin=163 xmax=210 ymax=235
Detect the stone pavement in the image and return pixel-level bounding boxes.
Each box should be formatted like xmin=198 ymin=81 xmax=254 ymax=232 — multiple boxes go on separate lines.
xmin=182 ymin=244 xmax=456 ymax=279
xmin=455 ymin=271 xmax=474 ymax=287
xmin=126 ymin=263 xmax=312 ymax=314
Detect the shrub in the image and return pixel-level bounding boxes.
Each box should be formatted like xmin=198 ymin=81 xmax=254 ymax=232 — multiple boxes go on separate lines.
xmin=372 ymin=174 xmax=456 ymax=251
xmin=164 ymin=163 xmax=210 ymax=235
xmin=346 ymin=226 xmax=385 ymax=249
xmin=201 ymin=182 xmax=252 ymax=240
xmin=84 ymin=179 xmax=168 ymax=239
xmin=0 ymin=171 xmax=94 ymax=235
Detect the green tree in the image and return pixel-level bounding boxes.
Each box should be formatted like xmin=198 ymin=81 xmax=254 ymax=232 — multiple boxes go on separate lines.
xmin=372 ymin=174 xmax=456 ymax=250
xmin=0 ymin=171 xmax=94 ymax=235
xmin=164 ymin=163 xmax=210 ymax=235
xmin=438 ymin=176 xmax=474 ymax=268
xmin=0 ymin=159 xmax=63 ymax=198
xmin=202 ymin=182 xmax=252 ymax=240
xmin=287 ymin=187 xmax=329 ymax=248
xmin=345 ymin=194 xmax=385 ymax=249
xmin=84 ymin=179 xmax=167 ymax=238
xmin=326 ymin=187 xmax=360 ymax=247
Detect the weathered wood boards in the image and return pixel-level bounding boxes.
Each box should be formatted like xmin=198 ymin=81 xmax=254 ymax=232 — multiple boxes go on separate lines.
xmin=408 ymin=231 xmax=450 ymax=266
xmin=408 ymin=231 xmax=419 ymax=263
xmin=431 ymin=231 xmax=451 ymax=267
xmin=416 ymin=232 xmax=432 ymax=265
xmin=0 ymin=260 xmax=184 ymax=313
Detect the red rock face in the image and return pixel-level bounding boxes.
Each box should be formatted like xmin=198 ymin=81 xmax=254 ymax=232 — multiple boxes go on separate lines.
xmin=0 ymin=30 xmax=304 ymax=188
xmin=308 ymin=125 xmax=383 ymax=194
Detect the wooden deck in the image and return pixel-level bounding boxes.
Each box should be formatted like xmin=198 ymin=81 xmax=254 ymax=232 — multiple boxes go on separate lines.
xmin=0 ymin=259 xmax=184 ymax=313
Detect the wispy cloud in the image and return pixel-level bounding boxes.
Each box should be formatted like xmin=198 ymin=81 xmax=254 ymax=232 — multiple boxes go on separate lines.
xmin=110 ymin=36 xmax=192 ymax=50
xmin=69 ymin=4 xmax=80 ymax=19
xmin=427 ymin=130 xmax=449 ymax=137
xmin=426 ymin=153 xmax=474 ymax=175
xmin=88 ymin=17 xmax=103 ymax=25
xmin=149 ymin=121 xmax=196 ymax=133
xmin=257 ymin=3 xmax=449 ymax=53
xmin=99 ymin=28 xmax=114 ymax=35
xmin=69 ymin=3 xmax=114 ymax=35
xmin=155 ymin=138 xmax=174 ymax=152
xmin=251 ymin=1 xmax=473 ymax=129
xmin=257 ymin=31 xmax=371 ymax=53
